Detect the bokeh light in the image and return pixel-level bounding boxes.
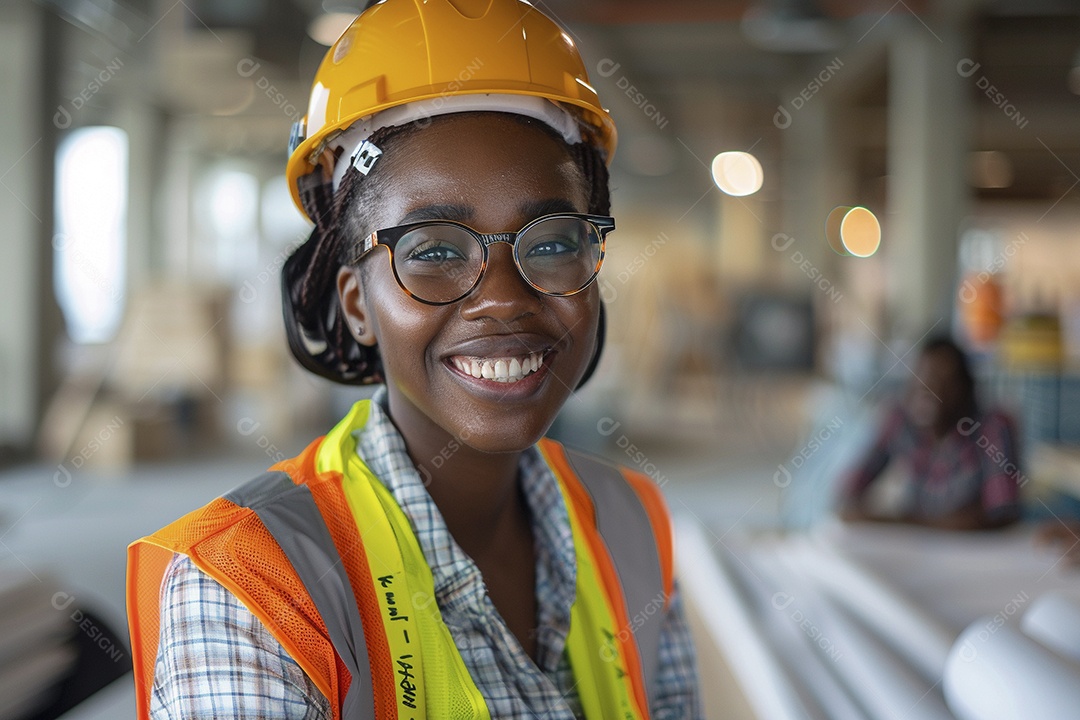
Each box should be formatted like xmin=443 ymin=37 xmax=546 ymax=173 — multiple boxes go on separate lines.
xmin=839 ymin=207 xmax=881 ymax=257
xmin=711 ymin=151 xmax=764 ymax=196
xmin=308 ymin=12 xmax=357 ymax=46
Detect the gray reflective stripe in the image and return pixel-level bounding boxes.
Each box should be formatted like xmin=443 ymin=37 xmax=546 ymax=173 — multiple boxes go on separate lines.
xmin=563 ymin=449 xmax=665 ymax=712
xmin=225 ymin=471 xmax=296 ymax=508
xmin=225 ymin=473 xmax=375 ymax=720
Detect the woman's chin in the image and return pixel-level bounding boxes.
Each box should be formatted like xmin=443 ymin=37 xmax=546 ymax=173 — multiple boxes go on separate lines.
xmin=451 ymin=424 xmax=551 ymax=456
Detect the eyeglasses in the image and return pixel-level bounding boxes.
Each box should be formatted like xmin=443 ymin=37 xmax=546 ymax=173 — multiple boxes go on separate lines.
xmin=351 ymin=213 xmax=615 ymax=305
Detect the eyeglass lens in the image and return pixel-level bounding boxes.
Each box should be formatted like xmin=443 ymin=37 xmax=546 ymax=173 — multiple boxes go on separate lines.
xmin=391 ymin=216 xmax=603 ymax=304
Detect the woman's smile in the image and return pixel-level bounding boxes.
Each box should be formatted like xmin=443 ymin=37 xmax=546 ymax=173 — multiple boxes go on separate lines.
xmin=441 ymin=330 xmax=557 ymax=394
xmin=448 ymin=351 xmax=547 ymax=383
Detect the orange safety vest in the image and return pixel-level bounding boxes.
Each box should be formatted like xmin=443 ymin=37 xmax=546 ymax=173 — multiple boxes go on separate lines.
xmin=128 ymin=425 xmax=673 ymax=719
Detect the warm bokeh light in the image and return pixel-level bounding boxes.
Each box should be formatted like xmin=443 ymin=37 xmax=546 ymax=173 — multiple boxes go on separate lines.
xmin=825 ymin=205 xmax=852 ymax=256
xmin=308 ymin=12 xmax=357 ymax=46
xmin=711 ymin=151 xmax=764 ymax=196
xmin=840 ymin=207 xmax=881 ymax=257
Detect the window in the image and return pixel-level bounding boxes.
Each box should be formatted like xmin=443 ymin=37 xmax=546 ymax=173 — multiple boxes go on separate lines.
xmin=54 ymin=126 xmax=128 ymax=344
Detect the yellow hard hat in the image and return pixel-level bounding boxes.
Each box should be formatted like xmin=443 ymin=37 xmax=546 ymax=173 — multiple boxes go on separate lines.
xmin=286 ymin=0 xmax=617 ymax=219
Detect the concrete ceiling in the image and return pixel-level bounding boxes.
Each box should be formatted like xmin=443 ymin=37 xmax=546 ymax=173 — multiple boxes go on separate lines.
xmin=49 ymin=0 xmax=1080 ymax=205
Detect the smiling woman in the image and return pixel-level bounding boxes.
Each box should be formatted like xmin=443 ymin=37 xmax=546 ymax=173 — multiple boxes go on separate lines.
xmin=336 ymin=114 xmax=604 ymax=456
xmin=126 ymin=1 xmax=702 ymax=718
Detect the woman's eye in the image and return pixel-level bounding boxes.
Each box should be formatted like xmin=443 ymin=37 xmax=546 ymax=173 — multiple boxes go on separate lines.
xmin=406 ymin=241 xmax=466 ymax=263
xmin=525 ymin=236 xmax=578 ymax=257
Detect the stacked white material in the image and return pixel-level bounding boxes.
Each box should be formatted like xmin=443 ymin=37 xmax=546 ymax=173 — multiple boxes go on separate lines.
xmin=944 ymin=616 xmax=1080 ymax=720
xmin=676 ymin=518 xmax=819 ymax=720
xmin=1019 ymin=589 xmax=1080 ymax=662
xmin=677 ymin=519 xmax=958 ymax=719
xmin=780 ymin=534 xmax=955 ymax=680
xmin=769 ymin=537 xmax=955 ymax=720
xmin=677 ymin=518 xmax=1080 ymax=720
xmin=747 ymin=549 xmax=880 ymax=720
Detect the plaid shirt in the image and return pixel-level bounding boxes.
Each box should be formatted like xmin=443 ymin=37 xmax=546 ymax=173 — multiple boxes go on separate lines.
xmin=150 ymin=393 xmax=702 ymax=719
xmin=842 ymin=402 xmax=1022 ymax=520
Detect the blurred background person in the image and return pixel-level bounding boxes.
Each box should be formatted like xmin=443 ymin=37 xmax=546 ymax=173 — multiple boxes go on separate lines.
xmin=839 ymin=336 xmax=1022 ymax=530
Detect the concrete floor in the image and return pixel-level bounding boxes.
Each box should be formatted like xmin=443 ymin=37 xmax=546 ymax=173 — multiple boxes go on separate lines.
xmin=0 ymin=454 xmax=266 ymax=718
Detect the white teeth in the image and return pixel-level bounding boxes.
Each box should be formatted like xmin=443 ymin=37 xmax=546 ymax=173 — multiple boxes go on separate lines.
xmin=452 ymin=351 xmax=546 ymax=383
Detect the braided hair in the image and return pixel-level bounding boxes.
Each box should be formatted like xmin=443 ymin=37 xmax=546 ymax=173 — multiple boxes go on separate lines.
xmin=282 ymin=113 xmax=611 ymax=386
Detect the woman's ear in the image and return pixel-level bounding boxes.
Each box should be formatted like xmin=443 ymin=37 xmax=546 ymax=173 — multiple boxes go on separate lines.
xmin=337 ymin=265 xmax=378 ymax=347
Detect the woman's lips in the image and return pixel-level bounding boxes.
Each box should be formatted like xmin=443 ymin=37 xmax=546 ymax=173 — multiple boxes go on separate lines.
xmin=443 ymin=350 xmax=555 ymax=398
xmin=440 ymin=332 xmax=560 ymax=397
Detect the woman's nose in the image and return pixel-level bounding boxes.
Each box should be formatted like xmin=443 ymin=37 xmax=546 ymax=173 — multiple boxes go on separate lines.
xmin=458 ymin=243 xmax=543 ymax=322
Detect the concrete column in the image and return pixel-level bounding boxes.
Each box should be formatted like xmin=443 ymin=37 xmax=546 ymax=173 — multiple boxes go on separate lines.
xmin=159 ymin=119 xmax=196 ymax=279
xmin=886 ymin=17 xmax=972 ymax=344
xmin=115 ymin=96 xmax=164 ymax=288
xmin=0 ymin=2 xmax=63 ymax=454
